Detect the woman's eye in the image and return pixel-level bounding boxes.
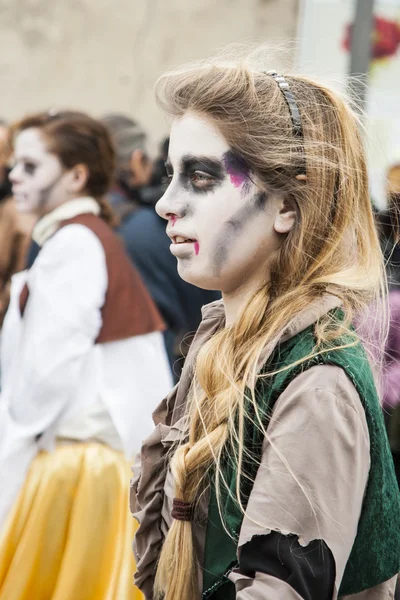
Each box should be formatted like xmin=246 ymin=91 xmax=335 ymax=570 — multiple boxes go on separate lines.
xmin=23 ymin=162 xmax=37 ymax=175
xmin=191 ymin=171 xmax=214 ymax=188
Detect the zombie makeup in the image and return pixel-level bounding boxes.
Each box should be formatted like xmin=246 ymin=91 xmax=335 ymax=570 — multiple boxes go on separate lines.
xmin=213 ymin=191 xmax=268 ymax=275
xmin=10 ymin=128 xmax=66 ymax=215
xmin=166 ymin=154 xmax=225 ymax=196
xmin=156 ymin=112 xmax=283 ymax=293
xmin=223 ymin=150 xmax=251 ymax=192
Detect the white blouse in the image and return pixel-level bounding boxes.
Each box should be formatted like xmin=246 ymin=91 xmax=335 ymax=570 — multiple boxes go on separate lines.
xmin=0 ymin=198 xmax=173 ymax=525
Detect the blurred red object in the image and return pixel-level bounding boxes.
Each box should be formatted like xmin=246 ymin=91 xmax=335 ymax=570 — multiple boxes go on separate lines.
xmin=343 ymin=15 xmax=400 ymax=60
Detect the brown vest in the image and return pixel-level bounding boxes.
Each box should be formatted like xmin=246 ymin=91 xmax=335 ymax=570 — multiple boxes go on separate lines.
xmin=19 ymin=213 xmax=165 ymax=343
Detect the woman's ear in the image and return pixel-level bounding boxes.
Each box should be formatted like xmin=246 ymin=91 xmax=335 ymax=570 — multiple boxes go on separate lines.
xmin=67 ymin=163 xmax=89 ymax=194
xmin=273 ymin=196 xmax=297 ymax=234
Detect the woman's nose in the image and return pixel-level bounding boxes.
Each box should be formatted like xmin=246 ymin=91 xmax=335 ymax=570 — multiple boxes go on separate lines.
xmin=156 ymin=188 xmax=181 ymax=222
xmin=155 ymin=192 xmax=168 ymax=220
xmin=8 ymin=165 xmax=19 ymax=183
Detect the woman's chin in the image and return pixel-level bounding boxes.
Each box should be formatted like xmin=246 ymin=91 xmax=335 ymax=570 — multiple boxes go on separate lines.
xmin=177 ymin=261 xmax=220 ymax=292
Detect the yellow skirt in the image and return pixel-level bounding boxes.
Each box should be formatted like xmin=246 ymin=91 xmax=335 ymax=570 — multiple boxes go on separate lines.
xmin=0 ymin=443 xmax=143 ymax=600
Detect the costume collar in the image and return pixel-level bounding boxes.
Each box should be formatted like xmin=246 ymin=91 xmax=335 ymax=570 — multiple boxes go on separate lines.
xmin=200 ymin=294 xmax=341 ymax=344
xmin=32 ymin=197 xmax=100 ymax=246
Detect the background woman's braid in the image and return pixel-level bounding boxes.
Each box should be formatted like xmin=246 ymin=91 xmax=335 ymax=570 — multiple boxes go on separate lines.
xmin=95 ymin=196 xmax=118 ymax=228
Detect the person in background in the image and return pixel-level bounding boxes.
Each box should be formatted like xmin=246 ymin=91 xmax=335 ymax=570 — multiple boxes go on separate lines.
xmin=0 ymin=121 xmax=12 ymax=201
xmin=376 ymin=163 xmax=400 ymax=498
xmin=0 ymin=120 xmax=34 ymax=326
xmin=384 ymin=292 xmax=400 ymax=482
xmin=102 ymin=113 xmax=220 ymax=377
xmin=0 ymin=110 xmax=172 ymax=599
xmin=376 ymin=163 xmax=400 ymax=286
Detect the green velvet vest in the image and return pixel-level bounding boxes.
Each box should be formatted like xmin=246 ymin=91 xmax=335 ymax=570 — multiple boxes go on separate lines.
xmin=201 ymin=325 xmax=400 ymax=599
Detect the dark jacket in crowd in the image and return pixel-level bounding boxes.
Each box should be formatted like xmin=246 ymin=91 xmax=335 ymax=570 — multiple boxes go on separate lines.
xmin=109 ymin=187 xmax=220 ymax=377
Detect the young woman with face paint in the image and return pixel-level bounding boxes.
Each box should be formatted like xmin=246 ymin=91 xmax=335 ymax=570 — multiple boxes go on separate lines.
xmin=131 ymin=49 xmax=400 ymax=600
xmin=0 ymin=111 xmax=172 ymax=599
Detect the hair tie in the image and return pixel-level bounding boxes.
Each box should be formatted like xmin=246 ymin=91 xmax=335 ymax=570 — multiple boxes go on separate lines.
xmin=171 ymin=498 xmax=194 ymax=521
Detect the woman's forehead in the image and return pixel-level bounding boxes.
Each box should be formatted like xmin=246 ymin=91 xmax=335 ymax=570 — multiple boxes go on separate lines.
xmin=14 ymin=128 xmax=48 ymax=158
xmin=168 ymin=112 xmax=230 ymax=166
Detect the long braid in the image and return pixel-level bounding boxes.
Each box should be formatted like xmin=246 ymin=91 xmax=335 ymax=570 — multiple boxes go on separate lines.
xmin=155 ymin=287 xmax=270 ymax=600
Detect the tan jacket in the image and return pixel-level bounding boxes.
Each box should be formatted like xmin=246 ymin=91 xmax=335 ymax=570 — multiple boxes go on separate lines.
xmin=131 ymin=297 xmax=398 ymax=599
xmin=0 ymin=197 xmax=33 ymax=326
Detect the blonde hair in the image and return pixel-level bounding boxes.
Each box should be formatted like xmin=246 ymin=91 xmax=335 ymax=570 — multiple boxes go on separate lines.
xmin=154 ymin=47 xmax=386 ymax=600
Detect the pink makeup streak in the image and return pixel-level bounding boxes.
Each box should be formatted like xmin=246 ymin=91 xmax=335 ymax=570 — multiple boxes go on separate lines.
xmin=170 ymin=215 xmax=177 ymax=226
xmin=223 ymin=151 xmax=249 ymax=189
xmin=194 ymin=241 xmax=200 ymax=255
xmin=228 ymin=172 xmax=246 ymax=188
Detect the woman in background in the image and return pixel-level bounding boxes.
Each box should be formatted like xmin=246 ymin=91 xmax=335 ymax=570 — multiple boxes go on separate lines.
xmin=0 ymin=110 xmax=172 ymax=599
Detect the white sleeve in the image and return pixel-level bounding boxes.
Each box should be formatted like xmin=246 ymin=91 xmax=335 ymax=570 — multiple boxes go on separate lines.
xmin=1 ymin=224 xmax=107 ymax=437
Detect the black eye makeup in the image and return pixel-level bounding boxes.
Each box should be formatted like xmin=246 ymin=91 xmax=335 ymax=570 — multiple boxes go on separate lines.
xmin=162 ymin=162 xmax=173 ymax=190
xmin=162 ymin=173 xmax=173 ymax=190
xmin=22 ymin=160 xmax=38 ymax=176
xmin=165 ymin=155 xmax=225 ymax=194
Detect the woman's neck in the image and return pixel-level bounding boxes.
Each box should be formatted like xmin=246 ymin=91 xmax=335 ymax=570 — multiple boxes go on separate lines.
xmin=35 ymin=193 xmax=86 ymax=220
xmin=222 ymin=276 xmax=265 ymax=327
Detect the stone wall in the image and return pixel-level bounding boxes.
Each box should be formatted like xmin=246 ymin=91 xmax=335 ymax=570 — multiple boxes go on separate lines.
xmin=0 ymin=0 xmax=299 ymax=146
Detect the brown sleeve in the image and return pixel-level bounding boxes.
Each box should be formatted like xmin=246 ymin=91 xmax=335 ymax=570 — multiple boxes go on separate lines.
xmin=0 ymin=199 xmax=33 ymax=324
xmin=233 ymin=364 xmax=370 ymax=598
xmin=130 ymin=424 xmax=167 ymax=599
xmin=1 ymin=199 xmax=33 ymax=274
xmin=9 ymin=230 xmax=30 ymax=274
xmin=130 ymin=384 xmax=180 ymax=600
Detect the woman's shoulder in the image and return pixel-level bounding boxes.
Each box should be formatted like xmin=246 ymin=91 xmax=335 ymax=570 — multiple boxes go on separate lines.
xmin=38 ymin=223 xmax=106 ymax=267
xmin=269 ymin=363 xmax=369 ymax=446
xmin=28 ymin=223 xmax=108 ymax=299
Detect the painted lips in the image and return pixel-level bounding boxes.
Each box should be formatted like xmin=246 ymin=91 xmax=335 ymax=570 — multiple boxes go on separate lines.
xmin=172 ymin=235 xmax=195 ymax=244
xmin=11 ymin=186 xmax=23 ymax=197
xmin=169 ymin=235 xmax=200 ymax=256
